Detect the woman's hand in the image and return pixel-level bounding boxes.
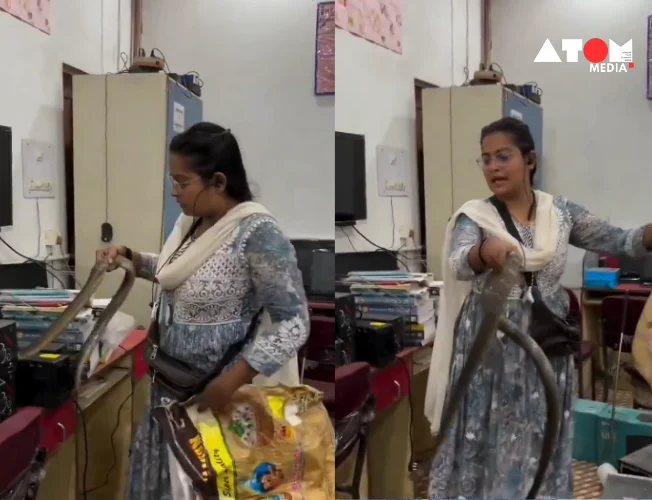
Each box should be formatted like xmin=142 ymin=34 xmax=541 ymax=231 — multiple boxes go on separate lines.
xmin=95 ymin=245 xmax=126 ymax=271
xmin=479 ymin=237 xmax=517 ymax=271
xmin=196 ymin=359 xmax=257 ymax=413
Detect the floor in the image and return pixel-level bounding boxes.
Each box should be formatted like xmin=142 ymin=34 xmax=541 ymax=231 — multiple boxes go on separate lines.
xmin=411 ymin=386 xmax=633 ymax=499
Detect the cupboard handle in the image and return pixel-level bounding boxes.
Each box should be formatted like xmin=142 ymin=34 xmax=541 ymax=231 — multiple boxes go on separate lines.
xmin=393 ymin=379 xmax=401 ymax=401
xmin=57 ymin=422 xmax=66 ymax=442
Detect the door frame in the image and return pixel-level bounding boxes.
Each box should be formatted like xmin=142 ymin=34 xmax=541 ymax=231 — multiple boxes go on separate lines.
xmin=63 ymin=63 xmax=87 ymax=287
xmin=414 ymin=79 xmax=439 ymax=271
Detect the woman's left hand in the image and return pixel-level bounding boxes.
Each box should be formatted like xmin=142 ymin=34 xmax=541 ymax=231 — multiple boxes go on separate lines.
xmin=196 ymin=359 xmax=257 ymax=413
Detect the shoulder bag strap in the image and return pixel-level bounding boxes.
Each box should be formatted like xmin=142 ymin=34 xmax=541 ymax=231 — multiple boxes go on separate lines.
xmin=148 ymin=217 xmax=204 ymax=345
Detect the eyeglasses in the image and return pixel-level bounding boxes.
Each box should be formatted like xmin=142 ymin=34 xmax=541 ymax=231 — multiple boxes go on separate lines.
xmin=476 ymin=150 xmax=515 ymax=170
xmin=168 ymin=175 xmax=199 ymax=191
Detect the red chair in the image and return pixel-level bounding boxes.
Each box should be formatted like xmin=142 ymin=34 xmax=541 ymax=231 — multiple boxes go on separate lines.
xmin=309 ymin=362 xmax=373 ymax=500
xmin=600 ymin=295 xmax=647 ymax=401
xmin=565 ymin=287 xmax=597 ymax=400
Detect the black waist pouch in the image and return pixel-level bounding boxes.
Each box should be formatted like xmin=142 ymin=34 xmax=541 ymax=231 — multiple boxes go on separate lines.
xmin=529 ymin=287 xmax=580 ymax=358
xmin=489 ymin=196 xmax=580 ymax=358
xmin=143 ymin=308 xmax=263 ymax=401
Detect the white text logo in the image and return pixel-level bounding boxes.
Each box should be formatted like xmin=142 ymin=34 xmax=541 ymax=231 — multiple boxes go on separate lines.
xmin=534 ymin=38 xmax=633 ymax=73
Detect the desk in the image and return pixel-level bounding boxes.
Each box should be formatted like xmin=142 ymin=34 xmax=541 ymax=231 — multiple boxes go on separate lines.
xmin=361 ymin=345 xmax=434 ymax=498
xmin=1 ymin=329 xmax=149 ymax=500
xmin=581 ymin=284 xmax=651 ymax=395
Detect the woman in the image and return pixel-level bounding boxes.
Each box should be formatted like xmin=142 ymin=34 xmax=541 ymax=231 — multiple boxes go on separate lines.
xmin=426 ymin=117 xmax=652 ymax=498
xmin=96 ymin=122 xmax=310 ymax=499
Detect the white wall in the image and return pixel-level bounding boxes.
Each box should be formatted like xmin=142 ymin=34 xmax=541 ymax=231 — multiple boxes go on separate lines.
xmin=0 ymin=0 xmax=131 ymax=264
xmin=141 ymin=0 xmax=335 ymax=239
xmin=335 ymin=0 xmax=482 ymax=255
xmin=490 ymin=0 xmax=651 ymax=287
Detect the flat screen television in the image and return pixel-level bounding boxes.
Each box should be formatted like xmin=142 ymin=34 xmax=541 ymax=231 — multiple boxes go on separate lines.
xmin=0 ymin=126 xmax=12 ymax=229
xmin=335 ymin=131 xmax=367 ymax=225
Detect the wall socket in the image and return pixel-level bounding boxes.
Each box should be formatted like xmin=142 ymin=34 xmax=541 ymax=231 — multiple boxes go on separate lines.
xmin=44 ymin=230 xmax=60 ymax=246
xmin=399 ymin=225 xmax=411 ymax=240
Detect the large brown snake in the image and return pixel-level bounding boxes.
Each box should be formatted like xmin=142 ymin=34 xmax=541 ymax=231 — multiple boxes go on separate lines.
xmin=431 ymin=255 xmax=562 ymax=499
xmin=18 ymin=256 xmax=136 ymax=393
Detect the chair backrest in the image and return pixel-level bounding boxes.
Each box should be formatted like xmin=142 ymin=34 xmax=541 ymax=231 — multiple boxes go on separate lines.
xmin=564 ymin=287 xmax=580 ymax=318
xmin=334 ymin=362 xmax=371 ymax=422
xmin=601 ymin=295 xmax=648 ymax=352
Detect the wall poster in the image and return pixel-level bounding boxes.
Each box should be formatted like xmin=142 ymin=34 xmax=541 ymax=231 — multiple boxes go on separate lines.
xmin=647 ymin=15 xmax=652 ymax=100
xmin=315 ymin=2 xmax=335 ymax=95
xmin=0 ymin=0 xmax=51 ymax=35
xmin=335 ymin=0 xmax=402 ymax=54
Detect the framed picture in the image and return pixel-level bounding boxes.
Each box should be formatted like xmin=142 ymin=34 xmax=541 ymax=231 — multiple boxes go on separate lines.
xmin=315 ymin=2 xmax=335 ymax=96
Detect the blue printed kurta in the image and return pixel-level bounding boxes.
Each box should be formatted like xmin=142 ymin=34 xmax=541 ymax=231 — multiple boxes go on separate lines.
xmin=126 ymin=214 xmax=309 ymax=499
xmin=429 ymin=196 xmax=647 ymax=498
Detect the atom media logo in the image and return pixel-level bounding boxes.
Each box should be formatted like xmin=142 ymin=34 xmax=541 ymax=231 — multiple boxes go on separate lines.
xmin=534 ymin=38 xmax=633 ymax=73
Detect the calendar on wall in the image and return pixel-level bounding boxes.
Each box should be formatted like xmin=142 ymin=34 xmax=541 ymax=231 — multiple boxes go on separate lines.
xmin=0 ymin=0 xmax=51 ymax=34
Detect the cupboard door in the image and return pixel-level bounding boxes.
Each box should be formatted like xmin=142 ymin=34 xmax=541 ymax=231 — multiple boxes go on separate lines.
xmin=37 ymin=437 xmax=77 ymax=500
xmin=503 ymin=91 xmax=543 ymax=188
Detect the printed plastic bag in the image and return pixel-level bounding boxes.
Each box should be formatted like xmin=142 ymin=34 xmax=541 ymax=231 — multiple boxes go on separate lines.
xmin=153 ymin=384 xmax=335 ymax=500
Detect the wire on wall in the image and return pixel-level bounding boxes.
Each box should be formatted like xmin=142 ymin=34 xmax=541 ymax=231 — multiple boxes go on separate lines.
xmin=116 ymin=0 xmax=122 ymax=71
xmin=100 ymin=0 xmax=105 ymax=74
xmin=337 ymin=226 xmax=357 ymax=252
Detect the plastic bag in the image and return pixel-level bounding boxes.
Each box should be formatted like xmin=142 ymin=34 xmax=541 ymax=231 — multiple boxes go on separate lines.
xmin=153 ymin=384 xmax=335 ymax=500
xmin=87 ymin=311 xmax=136 ymax=375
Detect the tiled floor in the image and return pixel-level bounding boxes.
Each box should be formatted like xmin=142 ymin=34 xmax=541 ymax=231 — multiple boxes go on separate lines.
xmin=412 ymin=387 xmax=634 ymax=498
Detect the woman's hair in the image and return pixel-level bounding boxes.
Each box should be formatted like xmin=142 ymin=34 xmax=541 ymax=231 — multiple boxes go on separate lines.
xmin=169 ymin=121 xmax=253 ymax=202
xmin=480 ymin=117 xmax=536 ymax=184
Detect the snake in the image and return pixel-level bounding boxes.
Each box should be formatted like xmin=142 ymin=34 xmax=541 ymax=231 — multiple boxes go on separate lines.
xmin=17 ymin=256 xmax=136 ymax=393
xmin=431 ymin=255 xmax=562 ymax=499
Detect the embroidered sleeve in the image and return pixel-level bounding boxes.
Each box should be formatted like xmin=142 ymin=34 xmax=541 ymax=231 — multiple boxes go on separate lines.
xmin=566 ymin=199 xmax=647 ymax=257
xmin=449 ymin=214 xmax=482 ymax=280
xmin=242 ymin=220 xmax=310 ymax=376
xmin=136 ymin=252 xmax=159 ymax=281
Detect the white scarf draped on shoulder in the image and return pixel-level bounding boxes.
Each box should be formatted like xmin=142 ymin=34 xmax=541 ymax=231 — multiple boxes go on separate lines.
xmin=155 ymin=201 xmax=300 ymax=388
xmin=424 ymin=190 xmax=560 ymax=433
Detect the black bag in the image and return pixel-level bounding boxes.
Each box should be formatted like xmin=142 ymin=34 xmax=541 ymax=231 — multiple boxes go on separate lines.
xmin=488 ymin=196 xmax=579 ymax=358
xmin=143 ymin=307 xmax=263 ymax=402
xmin=142 ymin=217 xmax=264 ymax=401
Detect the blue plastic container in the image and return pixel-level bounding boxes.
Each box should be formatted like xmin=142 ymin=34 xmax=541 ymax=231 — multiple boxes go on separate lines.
xmin=584 ymin=267 xmax=620 ymax=289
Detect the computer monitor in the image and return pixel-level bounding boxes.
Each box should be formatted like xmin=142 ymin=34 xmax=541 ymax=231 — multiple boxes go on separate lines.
xmin=311 ymin=250 xmax=334 ymax=296
xmin=641 ymin=256 xmax=652 ymax=285
xmin=619 ymin=255 xmax=645 ymax=282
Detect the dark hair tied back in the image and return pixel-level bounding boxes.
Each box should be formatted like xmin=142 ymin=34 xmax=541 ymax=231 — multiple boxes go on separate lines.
xmin=480 ymin=117 xmax=536 ymax=185
xmin=169 ymin=121 xmax=253 ymax=202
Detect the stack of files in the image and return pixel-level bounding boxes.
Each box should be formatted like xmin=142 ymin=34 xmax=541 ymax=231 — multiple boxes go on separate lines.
xmin=0 ymin=289 xmax=93 ymax=353
xmin=344 ymin=271 xmax=437 ymax=346
xmin=0 ymin=289 xmax=79 ymax=306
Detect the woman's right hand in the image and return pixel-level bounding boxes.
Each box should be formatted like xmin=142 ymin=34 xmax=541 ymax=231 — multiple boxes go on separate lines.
xmin=479 ymin=237 xmax=516 ymax=271
xmin=95 ymin=245 xmax=126 ymax=271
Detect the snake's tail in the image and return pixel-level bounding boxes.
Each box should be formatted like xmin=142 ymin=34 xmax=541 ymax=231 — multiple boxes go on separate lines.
xmin=74 ymin=256 xmax=136 ymax=391
xmin=498 ymin=317 xmax=562 ymax=500
xmin=431 ymin=313 xmax=501 ymax=456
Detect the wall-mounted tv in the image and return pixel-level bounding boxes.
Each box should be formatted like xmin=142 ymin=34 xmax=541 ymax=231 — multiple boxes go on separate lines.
xmin=335 ymin=131 xmax=367 ymax=225
xmin=0 ymin=126 xmax=12 ymax=229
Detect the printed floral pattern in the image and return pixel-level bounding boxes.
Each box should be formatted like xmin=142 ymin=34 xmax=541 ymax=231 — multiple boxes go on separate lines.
xmin=334 ymin=0 xmax=402 ymax=54
xmin=126 ymin=214 xmax=309 ymax=499
xmin=429 ymin=196 xmax=647 ymax=498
